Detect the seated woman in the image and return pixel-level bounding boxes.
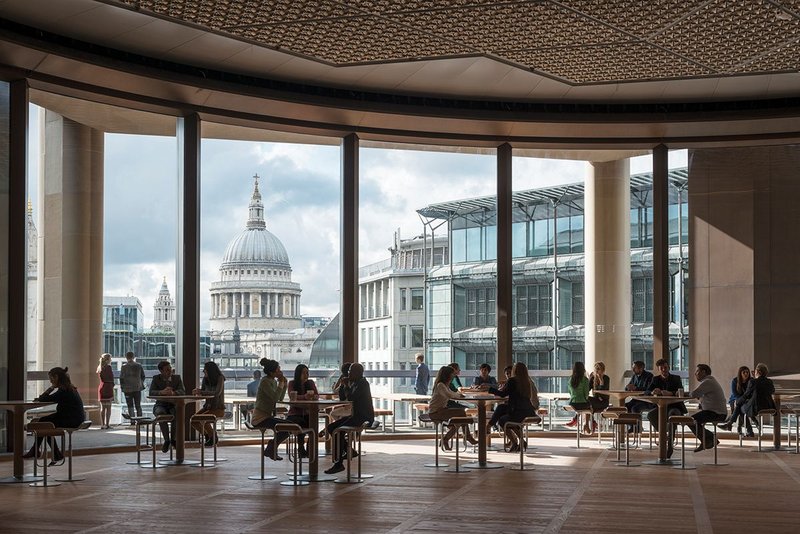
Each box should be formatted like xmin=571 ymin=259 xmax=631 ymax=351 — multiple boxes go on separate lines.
xmin=568 ymin=361 xmax=592 ymax=435
xmin=741 ymin=362 xmax=776 ymax=429
xmin=720 ymin=366 xmax=753 ymax=436
xmin=588 ymin=361 xmax=610 ymax=430
xmin=191 ymin=361 xmax=226 ymax=447
xmin=489 ymin=362 xmax=538 ymax=452
xmin=24 ymin=366 xmax=85 ymax=464
xmin=428 ymin=366 xmax=478 ymax=450
xmin=251 ymin=358 xmax=289 ymax=460
xmin=286 ymin=363 xmax=318 ymax=457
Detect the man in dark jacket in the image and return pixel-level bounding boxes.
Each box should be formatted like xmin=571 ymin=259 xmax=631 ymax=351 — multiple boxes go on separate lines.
xmin=324 ymin=363 xmax=374 ymax=474
xmin=149 ymin=360 xmax=186 ymax=452
xmin=644 ymin=358 xmax=687 ymax=459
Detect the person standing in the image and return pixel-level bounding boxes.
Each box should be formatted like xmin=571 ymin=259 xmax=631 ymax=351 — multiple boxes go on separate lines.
xmin=414 ymin=353 xmax=430 ymax=395
xmin=119 ymin=351 xmax=146 ymax=423
xmin=687 ymin=363 xmax=727 ymax=451
xmin=96 ymin=353 xmax=114 ymax=429
xmin=149 ymin=360 xmax=186 ymax=453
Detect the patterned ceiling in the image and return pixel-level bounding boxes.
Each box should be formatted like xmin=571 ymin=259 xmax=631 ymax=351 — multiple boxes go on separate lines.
xmin=111 ymin=0 xmax=799 ymax=84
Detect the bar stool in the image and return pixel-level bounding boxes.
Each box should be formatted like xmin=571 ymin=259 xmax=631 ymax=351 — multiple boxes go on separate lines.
xmin=754 ymin=409 xmax=776 ymax=452
xmin=442 ymin=416 xmax=473 ymax=474
xmin=126 ymin=416 xmax=154 ymax=465
xmin=27 ymin=422 xmax=65 ymax=487
xmin=701 ymin=419 xmax=727 ymax=467
xmin=275 ymin=422 xmax=313 ymax=486
xmin=600 ymin=407 xmax=628 ymax=448
xmin=332 ymin=423 xmax=368 ymax=484
xmin=419 ymin=414 xmax=449 ymax=468
xmin=612 ymin=414 xmax=640 ymax=467
xmin=564 ymin=406 xmax=593 ymax=448
xmin=142 ymin=415 xmax=173 ymax=469
xmin=785 ymin=407 xmax=800 ymax=455
xmin=669 ymin=415 xmax=697 ymax=470
xmin=503 ymin=416 xmax=540 ymax=471
xmin=780 ymin=407 xmax=795 ymax=450
xmin=189 ymin=414 xmax=218 ymax=468
xmin=243 ymin=421 xmax=277 ymax=481
xmin=55 ymin=420 xmax=92 ymax=482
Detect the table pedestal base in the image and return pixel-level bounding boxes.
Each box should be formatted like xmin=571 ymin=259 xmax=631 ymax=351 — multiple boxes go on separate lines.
xmin=0 ymin=474 xmax=43 ymax=484
xmin=158 ymin=459 xmax=201 ymax=466
xmin=642 ymin=459 xmax=680 ymax=466
xmin=462 ymin=461 xmax=504 ymax=469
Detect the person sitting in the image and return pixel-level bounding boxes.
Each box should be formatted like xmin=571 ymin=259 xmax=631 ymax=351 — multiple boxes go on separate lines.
xmin=327 ymin=362 xmax=353 ymax=422
xmin=489 ymin=362 xmax=538 ymax=451
xmin=426 ymin=365 xmax=479 ymax=450
xmin=251 ymin=358 xmax=288 ymax=460
xmin=588 ymin=361 xmax=610 ymax=431
xmin=446 ymin=362 xmax=468 ymax=409
xmin=568 ymin=361 xmax=593 ymax=435
xmin=740 ymin=362 xmax=776 ymax=430
xmin=23 ymin=366 xmax=85 ymax=464
xmin=324 ymin=363 xmax=375 ymax=474
xmin=191 ymin=361 xmax=226 ymax=447
xmin=624 ymin=360 xmax=655 ymax=425
xmin=487 ymin=366 xmax=514 ymax=431
xmin=719 ymin=366 xmax=753 ymax=436
xmin=686 ymin=363 xmax=727 ymax=451
xmin=644 ymin=358 xmax=687 ymax=459
xmin=472 ymin=363 xmax=498 ymax=389
xmin=286 ymin=363 xmax=318 ymax=458
xmin=149 ymin=360 xmax=186 ymax=453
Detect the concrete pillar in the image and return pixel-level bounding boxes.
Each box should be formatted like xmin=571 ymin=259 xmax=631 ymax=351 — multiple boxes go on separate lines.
xmin=39 ymin=111 xmax=103 ymax=404
xmin=689 ymin=146 xmax=800 ymax=383
xmin=584 ymin=159 xmax=631 ymax=389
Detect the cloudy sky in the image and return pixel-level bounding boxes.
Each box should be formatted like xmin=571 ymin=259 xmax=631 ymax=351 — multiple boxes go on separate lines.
xmin=27 ymin=104 xmax=685 ymax=331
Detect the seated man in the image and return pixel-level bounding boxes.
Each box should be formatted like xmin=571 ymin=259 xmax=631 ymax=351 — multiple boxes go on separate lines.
xmin=325 ymin=363 xmax=374 ymax=474
xmin=687 ymin=364 xmax=727 ymax=451
xmin=472 ymin=363 xmax=498 ymax=389
xmin=149 ymin=360 xmax=186 ymax=453
xmin=644 ymin=358 xmax=687 ymax=459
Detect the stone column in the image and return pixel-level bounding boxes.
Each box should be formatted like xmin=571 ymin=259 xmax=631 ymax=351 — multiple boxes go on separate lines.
xmin=251 ymin=293 xmax=260 ymax=318
xmin=39 ymin=111 xmax=103 ymax=403
xmin=584 ymin=159 xmax=631 ymax=389
xmin=689 ymin=146 xmax=800 ymax=383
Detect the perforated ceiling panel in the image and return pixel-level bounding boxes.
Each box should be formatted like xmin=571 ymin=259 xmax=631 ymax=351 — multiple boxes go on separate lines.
xmin=113 ymin=0 xmax=800 ymax=84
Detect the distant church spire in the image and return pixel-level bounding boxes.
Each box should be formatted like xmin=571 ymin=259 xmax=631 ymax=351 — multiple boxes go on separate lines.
xmin=247 ymin=174 xmax=266 ymax=229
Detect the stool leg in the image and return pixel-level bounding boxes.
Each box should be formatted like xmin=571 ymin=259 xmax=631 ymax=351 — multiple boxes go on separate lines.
xmin=673 ymin=424 xmax=695 ymax=470
xmin=705 ymin=422 xmax=727 ymax=466
xmin=425 ymin=421 xmax=449 ymax=468
xmin=444 ymin=424 xmax=471 ymax=474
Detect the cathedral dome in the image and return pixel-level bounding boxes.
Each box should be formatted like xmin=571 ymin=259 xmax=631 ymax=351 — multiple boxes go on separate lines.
xmin=221 ymin=227 xmax=290 ymax=268
xmin=220 ymin=175 xmax=290 ymax=269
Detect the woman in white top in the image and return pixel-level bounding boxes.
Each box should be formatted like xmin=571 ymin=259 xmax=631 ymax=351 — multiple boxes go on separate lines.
xmin=429 ymin=366 xmax=479 ymax=449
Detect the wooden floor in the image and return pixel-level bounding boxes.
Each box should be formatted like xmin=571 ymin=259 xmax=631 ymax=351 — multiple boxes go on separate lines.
xmin=1 ymin=436 xmax=798 ymax=533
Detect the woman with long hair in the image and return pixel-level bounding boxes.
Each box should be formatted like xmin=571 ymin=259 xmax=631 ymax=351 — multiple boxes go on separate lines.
xmin=24 ymin=366 xmax=85 ymax=464
xmin=428 ymin=366 xmax=478 ymax=449
xmin=191 ymin=360 xmax=226 ymax=446
xmin=720 ymin=366 xmax=753 ymax=436
xmin=568 ymin=361 xmax=592 ymax=435
xmin=587 ymin=362 xmax=610 ymax=432
xmin=286 ymin=363 xmax=319 ymax=457
xmin=96 ymin=353 xmax=114 ymax=429
xmin=489 ymin=362 xmax=537 ymax=451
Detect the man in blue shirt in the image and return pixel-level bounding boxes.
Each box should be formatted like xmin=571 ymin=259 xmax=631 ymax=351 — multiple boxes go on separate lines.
xmin=414 ymin=353 xmax=430 ymax=395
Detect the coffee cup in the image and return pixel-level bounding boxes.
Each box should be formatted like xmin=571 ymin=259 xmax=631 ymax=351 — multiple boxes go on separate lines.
xmin=677 ymin=388 xmax=684 ymax=398
xmin=289 ymin=391 xmax=297 ymax=401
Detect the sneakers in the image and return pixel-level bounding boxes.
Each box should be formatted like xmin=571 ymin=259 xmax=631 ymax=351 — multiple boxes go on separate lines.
xmin=324 ymin=461 xmax=345 ymax=474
